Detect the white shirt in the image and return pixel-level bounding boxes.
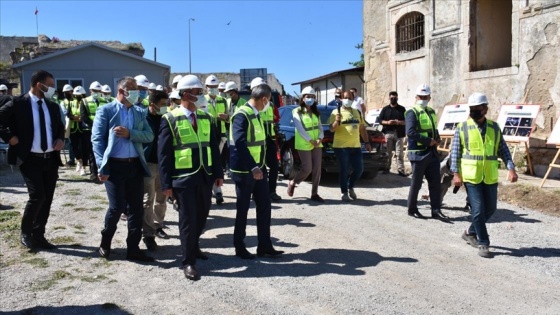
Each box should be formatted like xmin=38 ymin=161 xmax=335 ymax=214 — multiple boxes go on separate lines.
xmin=351 ymin=96 xmax=364 ymax=114
xmin=181 ymin=106 xmax=197 ymax=126
xmin=29 ymin=91 xmax=53 ymax=153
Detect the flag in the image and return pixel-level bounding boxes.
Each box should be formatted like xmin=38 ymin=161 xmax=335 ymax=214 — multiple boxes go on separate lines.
xmin=35 ymin=7 xmax=38 ymax=15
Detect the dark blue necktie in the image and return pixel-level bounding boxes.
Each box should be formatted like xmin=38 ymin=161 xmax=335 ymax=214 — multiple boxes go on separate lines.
xmin=38 ymin=100 xmax=47 ymax=152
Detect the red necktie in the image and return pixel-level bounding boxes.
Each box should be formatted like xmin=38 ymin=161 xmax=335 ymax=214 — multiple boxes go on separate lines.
xmin=190 ymin=112 xmax=197 ymax=132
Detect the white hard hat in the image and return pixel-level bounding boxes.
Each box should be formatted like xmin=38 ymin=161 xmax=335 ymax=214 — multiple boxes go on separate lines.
xmin=148 ymin=82 xmax=157 ymax=90
xmin=415 ymin=84 xmax=431 ymax=96
xmin=468 ymin=92 xmax=489 ymax=106
xmin=101 ymin=84 xmax=111 ymax=93
xmin=205 ymin=75 xmax=219 ymax=86
xmin=218 ymin=82 xmax=226 ymax=90
xmin=0 ymin=84 xmax=7 ymax=91
xmin=172 ymin=75 xmax=183 ymax=85
xmin=62 ymin=84 xmax=73 ymax=92
xmin=134 ymin=75 xmax=150 ymax=88
xmin=156 ymin=85 xmax=164 ymax=91
xmin=169 ymin=90 xmax=181 ymax=100
xmin=223 ymin=81 xmax=238 ymax=93
xmin=89 ymin=81 xmax=102 ymax=91
xmin=73 ymin=86 xmax=86 ymax=95
xmin=250 ymin=77 xmax=266 ymax=90
xmin=176 ymin=75 xmax=203 ymax=90
xmin=301 ymin=86 xmax=315 ymax=96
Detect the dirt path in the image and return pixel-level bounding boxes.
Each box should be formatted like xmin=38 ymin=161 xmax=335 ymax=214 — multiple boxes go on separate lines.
xmin=1 ymin=164 xmax=559 ymax=314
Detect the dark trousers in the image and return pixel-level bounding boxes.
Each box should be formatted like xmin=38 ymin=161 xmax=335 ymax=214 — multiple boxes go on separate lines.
xmin=174 ymin=173 xmax=212 ymax=266
xmin=266 ymin=139 xmax=279 ymax=194
xmin=407 ymin=152 xmax=441 ymax=211
xmin=232 ymin=167 xmax=272 ymax=250
xmin=100 ymin=159 xmax=144 ymax=252
xmin=19 ymin=156 xmax=59 ymax=237
xmin=334 ymin=147 xmax=363 ymax=193
xmin=81 ymin=130 xmax=97 ymax=174
xmin=69 ymin=131 xmax=83 ymax=161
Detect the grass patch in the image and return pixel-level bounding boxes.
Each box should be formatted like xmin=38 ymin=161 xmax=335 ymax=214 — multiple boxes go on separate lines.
xmin=91 ymin=206 xmax=105 ymax=211
xmin=62 ymin=203 xmax=75 ymax=208
xmin=62 ymin=286 xmax=75 ymax=292
xmin=79 ymin=274 xmax=108 ymax=282
xmin=33 ymin=270 xmax=72 ymax=291
xmin=67 ymin=175 xmax=87 ymax=181
xmin=65 ymin=189 xmax=81 ymax=196
xmin=74 ymin=231 xmax=86 ymax=235
xmin=92 ymin=260 xmax=111 ymax=268
xmin=23 ymin=257 xmax=49 ymax=268
xmin=52 ymin=226 xmax=66 ymax=230
xmin=50 ymin=235 xmax=79 ymax=245
xmin=0 ymin=211 xmax=21 ymax=247
xmin=74 ymin=207 xmax=88 ymax=212
xmin=56 ymin=182 xmax=65 ymax=187
xmin=90 ymin=195 xmax=107 ymax=201
xmin=72 ymin=224 xmax=85 ymax=230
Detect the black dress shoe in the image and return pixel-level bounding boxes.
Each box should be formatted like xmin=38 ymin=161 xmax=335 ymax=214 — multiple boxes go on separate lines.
xmin=20 ymin=234 xmax=35 ymax=249
xmin=183 ymin=264 xmax=200 ymax=281
xmin=143 ymin=237 xmax=157 ymax=251
xmin=98 ymin=246 xmax=111 ymax=259
xmin=196 ymin=248 xmax=209 ymax=260
xmin=235 ymin=248 xmax=256 ymax=260
xmin=155 ymin=228 xmax=169 ymax=239
xmin=126 ymin=250 xmax=155 ymax=262
xmin=256 ymin=247 xmax=284 ymax=258
xmin=408 ymin=210 xmax=427 ymax=219
xmin=34 ymin=237 xmax=57 ymax=250
xmin=432 ymin=210 xmax=450 ymax=222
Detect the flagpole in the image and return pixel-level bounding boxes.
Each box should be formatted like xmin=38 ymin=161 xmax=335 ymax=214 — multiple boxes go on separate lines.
xmin=35 ymin=7 xmax=39 ymax=45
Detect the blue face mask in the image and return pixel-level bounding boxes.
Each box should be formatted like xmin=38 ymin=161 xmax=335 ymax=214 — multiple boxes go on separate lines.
xmin=139 ymin=89 xmax=148 ymax=99
xmin=304 ymin=98 xmax=315 ymax=106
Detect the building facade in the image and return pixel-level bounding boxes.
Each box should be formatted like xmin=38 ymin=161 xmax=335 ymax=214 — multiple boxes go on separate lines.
xmin=292 ymin=67 xmax=364 ymax=105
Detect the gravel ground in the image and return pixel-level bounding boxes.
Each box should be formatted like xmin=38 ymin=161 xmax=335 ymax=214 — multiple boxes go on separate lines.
xmin=1 ymin=163 xmax=559 ymax=315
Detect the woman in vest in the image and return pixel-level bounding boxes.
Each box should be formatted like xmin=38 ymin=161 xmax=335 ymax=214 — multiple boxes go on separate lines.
xmin=287 ymin=86 xmax=324 ymax=202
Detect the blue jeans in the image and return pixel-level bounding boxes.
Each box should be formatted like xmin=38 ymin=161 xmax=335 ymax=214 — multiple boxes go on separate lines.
xmin=465 ymin=182 xmax=498 ymax=246
xmin=334 ymin=147 xmax=363 ymax=193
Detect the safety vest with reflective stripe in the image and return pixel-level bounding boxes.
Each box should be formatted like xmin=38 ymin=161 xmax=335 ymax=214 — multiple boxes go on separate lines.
xmin=229 ymin=104 xmax=266 ymax=172
xmin=261 ymin=104 xmax=276 ymax=139
xmin=293 ymin=107 xmax=322 ymax=151
xmin=205 ymin=95 xmax=228 ymax=135
xmin=82 ymin=96 xmax=104 ymax=130
xmin=406 ymin=105 xmax=437 ymax=152
xmin=458 ymin=119 xmax=501 ymax=184
xmin=163 ymin=107 xmax=213 ymax=178
xmin=63 ymin=99 xmax=82 ymax=133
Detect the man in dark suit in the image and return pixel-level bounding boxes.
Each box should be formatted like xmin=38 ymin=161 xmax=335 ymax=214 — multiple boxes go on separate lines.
xmin=229 ymin=83 xmax=284 ymax=259
xmin=0 ymin=70 xmax=65 ymax=250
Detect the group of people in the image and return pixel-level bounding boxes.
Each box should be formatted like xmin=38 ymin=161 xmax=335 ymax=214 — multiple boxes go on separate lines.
xmin=0 ymin=71 xmax=519 ymax=284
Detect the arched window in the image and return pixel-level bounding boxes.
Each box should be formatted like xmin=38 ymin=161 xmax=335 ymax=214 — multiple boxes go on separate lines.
xmin=396 ymin=12 xmax=425 ymax=53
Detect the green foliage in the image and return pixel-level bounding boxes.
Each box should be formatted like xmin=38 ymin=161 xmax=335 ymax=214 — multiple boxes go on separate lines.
xmin=349 ymin=42 xmax=364 ymax=67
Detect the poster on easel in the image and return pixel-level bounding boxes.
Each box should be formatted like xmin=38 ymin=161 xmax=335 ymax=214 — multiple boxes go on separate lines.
xmin=496 ymin=104 xmax=541 ymax=142
xmin=546 ymin=117 xmax=560 ymax=145
xmin=365 ymin=108 xmax=382 ymax=127
xmin=437 ymin=104 xmax=470 ymax=136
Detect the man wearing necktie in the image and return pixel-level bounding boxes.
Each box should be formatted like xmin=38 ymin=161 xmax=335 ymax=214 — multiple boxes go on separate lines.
xmin=0 ymin=70 xmax=65 ymax=250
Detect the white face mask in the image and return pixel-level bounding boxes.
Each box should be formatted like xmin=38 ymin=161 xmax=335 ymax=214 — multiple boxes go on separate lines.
xmin=190 ymin=94 xmax=208 ymax=112
xmin=124 ymin=89 xmax=140 ymax=104
xmin=208 ymin=88 xmax=218 ymax=96
xmin=416 ymin=99 xmax=429 ymax=107
xmin=92 ymin=92 xmax=100 ymax=100
xmin=40 ymin=83 xmax=56 ymax=99
xmin=341 ymin=99 xmax=352 ymax=107
xmin=158 ymin=106 xmax=168 ymax=115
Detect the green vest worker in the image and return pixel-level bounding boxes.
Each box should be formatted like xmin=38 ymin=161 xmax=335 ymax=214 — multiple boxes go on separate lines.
xmin=450 ymin=92 xmax=517 ymax=258
xmin=80 ymin=81 xmax=105 ymax=181
xmin=134 ymin=74 xmax=150 ymax=108
xmin=158 ymin=75 xmax=223 ymax=281
xmin=67 ymin=86 xmax=87 ymax=175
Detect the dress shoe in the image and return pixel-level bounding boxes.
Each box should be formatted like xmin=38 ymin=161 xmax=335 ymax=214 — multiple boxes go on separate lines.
xmin=287 ymin=181 xmax=296 ymax=197
xmin=398 ymin=171 xmax=409 ymax=177
xmin=98 ymin=246 xmax=111 ymax=259
xmin=310 ymin=194 xmax=324 ymax=203
xmin=408 ymin=210 xmax=427 ymax=219
xmin=183 ymin=264 xmax=200 ymax=281
xmin=126 ymin=250 xmax=155 ymax=262
xmin=215 ymin=192 xmax=224 ymax=205
xmin=196 ymin=248 xmax=209 ymax=260
xmin=461 ymin=231 xmax=478 ymax=248
xmin=348 ymin=188 xmax=357 ymax=200
xmin=20 ymin=234 xmax=35 ymax=249
xmin=270 ymin=192 xmax=282 ymax=201
xmin=143 ymin=237 xmax=157 ymax=251
xmin=432 ymin=210 xmax=450 ymax=222
xmin=34 ymin=236 xmax=57 ymax=250
xmin=235 ymin=248 xmax=256 ymax=260
xmin=256 ymin=247 xmax=284 ymax=258
xmin=155 ymin=228 xmax=169 ymax=239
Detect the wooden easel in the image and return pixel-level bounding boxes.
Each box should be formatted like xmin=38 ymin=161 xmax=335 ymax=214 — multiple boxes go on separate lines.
xmin=506 ymin=140 xmax=534 ymax=175
xmin=540 ymin=146 xmax=560 ymax=188
xmin=437 ymin=135 xmax=454 ymax=153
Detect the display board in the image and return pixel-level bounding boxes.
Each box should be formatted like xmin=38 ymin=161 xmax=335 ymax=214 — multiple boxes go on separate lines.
xmin=437 ymin=104 xmax=470 ymax=136
xmin=547 ymin=117 xmax=560 ymax=145
xmin=496 ymin=104 xmax=541 ymax=142
xmin=365 ymin=108 xmax=382 ymax=127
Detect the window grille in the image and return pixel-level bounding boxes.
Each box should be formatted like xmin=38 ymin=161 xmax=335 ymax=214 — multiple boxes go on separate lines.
xmin=396 ymin=12 xmax=425 ymax=53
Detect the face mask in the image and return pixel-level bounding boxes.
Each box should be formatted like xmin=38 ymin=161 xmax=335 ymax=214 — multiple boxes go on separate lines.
xmin=390 ymin=98 xmax=398 ymax=105
xmin=75 ymin=96 xmax=82 ymax=101
xmin=124 ymin=89 xmax=140 ymax=104
xmin=139 ymin=89 xmax=148 ymax=99
xmin=92 ymin=92 xmax=100 ymax=100
xmin=190 ymin=94 xmax=208 ymax=111
xmin=335 ymin=94 xmax=341 ymax=99
xmin=158 ymin=106 xmax=168 ymax=115
xmin=208 ymin=88 xmax=218 ymax=96
xmin=40 ymin=83 xmax=56 ymax=99
xmin=416 ymin=99 xmax=429 ymax=107
xmin=469 ymin=109 xmax=484 ymax=120
xmin=341 ymin=99 xmax=352 ymax=107
xmin=65 ymin=93 xmax=73 ymax=99
xmin=305 ymin=98 xmax=315 ymax=106
xmin=261 ymin=99 xmax=271 ymax=112
xmin=104 ymin=95 xmax=112 ymax=102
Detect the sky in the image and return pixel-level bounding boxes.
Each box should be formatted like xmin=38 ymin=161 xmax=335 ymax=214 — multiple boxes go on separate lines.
xmin=0 ymin=0 xmax=364 ymax=94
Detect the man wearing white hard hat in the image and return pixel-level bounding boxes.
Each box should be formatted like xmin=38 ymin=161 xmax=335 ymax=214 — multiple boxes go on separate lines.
xmin=80 ymin=81 xmax=106 ymax=181
xmin=171 ymin=75 xmax=183 ymax=91
xmin=67 ymin=86 xmax=87 ymax=175
xmin=60 ymin=84 xmax=76 ymax=166
xmin=218 ymin=82 xmax=226 ymax=98
xmin=101 ymin=84 xmax=114 ymax=103
xmin=405 ymin=84 xmax=448 ymax=221
xmin=0 ymin=84 xmax=7 ymax=95
xmin=134 ymin=74 xmax=150 ymax=107
xmin=156 ymin=85 xmax=164 ymax=91
xmin=0 ymin=84 xmax=12 ymax=108
xmin=168 ymin=90 xmax=181 ymax=110
xmin=451 ymin=92 xmax=517 ymax=258
xmin=159 ymin=74 xmax=224 ymax=281
xmin=224 ymin=81 xmax=246 ymax=116
xmin=204 ymin=75 xmax=229 ymax=205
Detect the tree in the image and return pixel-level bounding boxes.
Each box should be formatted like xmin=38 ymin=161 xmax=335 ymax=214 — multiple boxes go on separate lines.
xmin=349 ymin=42 xmax=364 ymax=67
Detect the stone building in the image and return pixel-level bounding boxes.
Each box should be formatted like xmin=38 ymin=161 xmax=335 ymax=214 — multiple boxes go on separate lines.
xmin=363 ymin=0 xmax=560 ymax=177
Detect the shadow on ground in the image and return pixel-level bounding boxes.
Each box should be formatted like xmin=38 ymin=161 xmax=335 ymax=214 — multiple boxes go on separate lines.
xmin=2 ymin=303 xmax=132 ymax=315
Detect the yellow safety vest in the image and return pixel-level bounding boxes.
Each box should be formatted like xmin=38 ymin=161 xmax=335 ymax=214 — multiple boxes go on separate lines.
xmin=407 ymin=104 xmax=437 ymax=152
xmin=163 ymin=107 xmax=213 ymax=178
xmin=458 ymin=119 xmax=501 ymax=184
xmin=229 ymin=104 xmax=266 ymax=172
xmin=205 ymin=95 xmax=228 ymax=135
xmin=260 ymin=104 xmax=276 ymax=139
xmin=64 ymin=99 xmax=82 ymax=133
xmin=293 ymin=107 xmax=322 ymax=151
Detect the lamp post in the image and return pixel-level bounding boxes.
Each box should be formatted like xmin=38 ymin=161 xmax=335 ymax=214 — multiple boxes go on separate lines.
xmin=188 ymin=18 xmax=195 ymax=74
